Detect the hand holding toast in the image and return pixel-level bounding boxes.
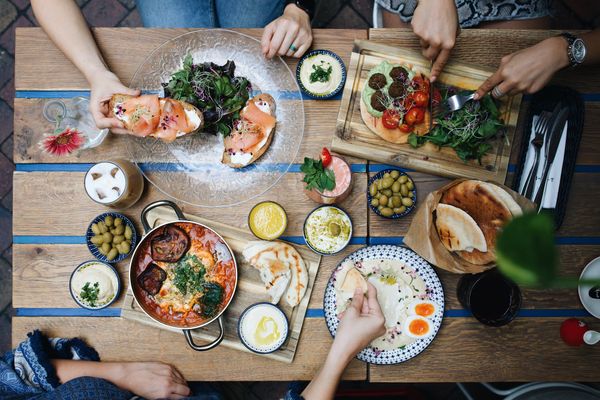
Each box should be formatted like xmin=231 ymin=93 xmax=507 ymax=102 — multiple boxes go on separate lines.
xmin=90 ymin=71 xmax=140 ymax=135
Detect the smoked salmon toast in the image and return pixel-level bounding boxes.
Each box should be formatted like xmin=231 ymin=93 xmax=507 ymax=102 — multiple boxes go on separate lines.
xmin=110 ymin=94 xmax=203 ymax=143
xmin=222 ymin=94 xmax=277 ymax=168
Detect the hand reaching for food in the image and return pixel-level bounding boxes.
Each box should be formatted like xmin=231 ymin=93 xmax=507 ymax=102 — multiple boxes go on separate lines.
xmin=411 ymin=0 xmax=459 ymax=82
xmin=261 ymin=3 xmax=313 ymax=59
xmin=474 ymin=37 xmax=570 ymax=100
xmin=333 ymin=283 xmax=386 ymax=358
xmin=89 ymin=71 xmax=140 ymax=135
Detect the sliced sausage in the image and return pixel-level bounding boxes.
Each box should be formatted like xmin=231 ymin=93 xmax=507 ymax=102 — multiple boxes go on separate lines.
xmin=138 ymin=263 xmax=167 ymax=295
xmin=151 ymin=225 xmax=190 ymax=263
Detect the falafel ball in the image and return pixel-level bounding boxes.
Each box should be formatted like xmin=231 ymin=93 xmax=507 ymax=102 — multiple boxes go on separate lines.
xmin=390 ymin=66 xmax=409 ymax=83
xmin=368 ymin=73 xmax=387 ymax=90
xmin=370 ymin=90 xmax=387 ymax=112
xmin=388 ymin=82 xmax=405 ymax=98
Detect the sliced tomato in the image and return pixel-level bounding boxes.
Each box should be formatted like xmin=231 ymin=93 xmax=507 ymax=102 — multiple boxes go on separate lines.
xmin=399 ymin=123 xmax=412 ymax=133
xmin=122 ymin=94 xmax=160 ymax=137
xmin=320 ymin=147 xmax=332 ymax=167
xmin=382 ymin=109 xmax=401 ymax=129
xmin=432 ymin=87 xmax=442 ymax=106
xmin=413 ymin=91 xmax=429 ymax=107
xmin=403 ymin=93 xmax=415 ymax=111
xmin=405 ymin=107 xmax=425 ymax=126
xmin=411 ymin=75 xmax=430 ymax=92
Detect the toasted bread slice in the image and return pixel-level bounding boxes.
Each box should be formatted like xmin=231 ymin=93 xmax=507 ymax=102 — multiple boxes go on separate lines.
xmin=109 ymin=93 xmax=203 ymax=142
xmin=222 ymin=93 xmax=277 ymax=168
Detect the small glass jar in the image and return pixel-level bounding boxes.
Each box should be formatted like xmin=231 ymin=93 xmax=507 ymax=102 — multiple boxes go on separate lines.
xmin=84 ymin=159 xmax=144 ymax=209
xmin=304 ymin=155 xmax=353 ymax=204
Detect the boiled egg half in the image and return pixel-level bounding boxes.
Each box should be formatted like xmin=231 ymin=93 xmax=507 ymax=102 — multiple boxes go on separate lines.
xmin=408 ymin=300 xmax=439 ymax=318
xmin=403 ymin=315 xmax=434 ymax=339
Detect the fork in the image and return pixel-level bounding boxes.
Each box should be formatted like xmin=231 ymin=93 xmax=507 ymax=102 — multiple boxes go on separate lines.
xmin=432 ymin=91 xmax=476 ymax=119
xmin=520 ymin=111 xmax=552 ymax=198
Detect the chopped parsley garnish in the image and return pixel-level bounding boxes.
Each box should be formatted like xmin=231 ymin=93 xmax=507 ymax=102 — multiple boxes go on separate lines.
xmin=310 ymin=62 xmax=333 ymax=83
xmin=173 ymin=254 xmax=206 ymax=296
xmin=80 ymin=281 xmax=100 ymax=307
xmin=300 ymin=156 xmax=336 ymax=193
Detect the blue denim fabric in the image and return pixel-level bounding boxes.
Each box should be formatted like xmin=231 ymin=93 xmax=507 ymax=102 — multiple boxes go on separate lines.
xmin=136 ymin=0 xmax=285 ymax=28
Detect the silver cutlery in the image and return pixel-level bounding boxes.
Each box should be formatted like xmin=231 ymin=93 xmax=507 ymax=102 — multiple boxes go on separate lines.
xmin=432 ymin=91 xmax=475 ymax=118
xmin=520 ymin=111 xmax=552 ymax=198
xmin=533 ymin=106 xmax=569 ymax=208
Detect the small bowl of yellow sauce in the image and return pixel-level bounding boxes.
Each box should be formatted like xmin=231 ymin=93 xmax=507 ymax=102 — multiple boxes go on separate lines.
xmin=248 ymin=201 xmax=288 ymax=241
xmin=238 ymin=302 xmax=289 ymax=354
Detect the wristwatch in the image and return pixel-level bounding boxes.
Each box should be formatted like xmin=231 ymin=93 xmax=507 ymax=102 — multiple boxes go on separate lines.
xmin=285 ymin=0 xmax=315 ymax=20
xmin=559 ymin=32 xmax=587 ymax=67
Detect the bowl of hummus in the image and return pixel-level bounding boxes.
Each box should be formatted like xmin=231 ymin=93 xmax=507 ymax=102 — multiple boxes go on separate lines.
xmin=238 ymin=302 xmax=289 ymax=354
xmin=303 ymin=205 xmax=353 ymax=255
xmin=296 ymin=50 xmax=346 ymax=99
xmin=69 ymin=260 xmax=121 ymax=309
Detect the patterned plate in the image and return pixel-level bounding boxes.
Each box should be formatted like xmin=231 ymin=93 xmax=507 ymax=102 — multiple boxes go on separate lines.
xmin=128 ymin=29 xmax=304 ymax=207
xmin=323 ymin=245 xmax=444 ymax=364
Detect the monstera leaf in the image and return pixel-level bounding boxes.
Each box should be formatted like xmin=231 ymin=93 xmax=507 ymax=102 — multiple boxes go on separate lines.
xmin=497 ymin=213 xmax=600 ymax=288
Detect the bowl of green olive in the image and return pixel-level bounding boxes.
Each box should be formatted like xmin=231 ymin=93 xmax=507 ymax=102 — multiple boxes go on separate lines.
xmin=367 ymin=169 xmax=416 ymax=219
xmin=86 ymin=213 xmax=137 ymax=263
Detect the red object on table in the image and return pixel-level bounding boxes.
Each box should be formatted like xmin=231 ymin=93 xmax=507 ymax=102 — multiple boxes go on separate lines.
xmin=560 ymin=318 xmax=589 ymax=346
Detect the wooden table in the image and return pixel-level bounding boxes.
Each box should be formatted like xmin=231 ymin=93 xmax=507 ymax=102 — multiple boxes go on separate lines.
xmin=11 ymin=27 xmax=600 ymax=382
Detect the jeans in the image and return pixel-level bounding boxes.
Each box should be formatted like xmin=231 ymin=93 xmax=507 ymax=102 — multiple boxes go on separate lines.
xmin=136 ymin=0 xmax=286 ymax=28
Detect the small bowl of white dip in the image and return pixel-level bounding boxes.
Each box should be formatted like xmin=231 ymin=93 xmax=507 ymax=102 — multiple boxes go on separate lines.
xmin=238 ymin=303 xmax=289 ymax=354
xmin=69 ymin=260 xmax=121 ymax=310
xmin=296 ymin=50 xmax=346 ymax=99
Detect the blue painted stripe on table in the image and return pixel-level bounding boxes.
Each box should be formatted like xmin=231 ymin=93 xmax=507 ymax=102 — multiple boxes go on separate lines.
xmin=13 ymin=236 xmax=86 ymax=244
xmin=15 ymin=308 xmax=122 ymax=317
xmin=368 ymin=236 xmax=600 ymax=246
xmin=369 ymin=163 xmax=600 ymax=174
xmin=16 ymin=163 xmax=367 ymax=173
xmin=15 ymin=90 xmax=342 ymax=101
xmin=369 ymin=237 xmax=404 ymax=245
xmin=280 ymin=236 xmax=367 ymax=245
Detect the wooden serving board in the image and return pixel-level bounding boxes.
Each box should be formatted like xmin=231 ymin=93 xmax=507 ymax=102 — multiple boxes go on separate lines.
xmin=332 ymin=40 xmax=522 ymax=183
xmin=121 ymin=206 xmax=322 ymax=363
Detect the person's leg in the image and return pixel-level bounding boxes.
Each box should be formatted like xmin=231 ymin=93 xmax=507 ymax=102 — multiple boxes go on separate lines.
xmin=136 ymin=0 xmax=217 ymax=28
xmin=215 ymin=0 xmax=286 ymax=28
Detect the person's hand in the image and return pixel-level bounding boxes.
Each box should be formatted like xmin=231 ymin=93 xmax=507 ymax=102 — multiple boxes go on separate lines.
xmin=89 ymin=70 xmax=140 ymax=134
xmin=411 ymin=0 xmax=459 ymax=82
xmin=332 ymin=283 xmax=386 ymax=359
xmin=474 ymin=36 xmax=570 ymax=100
xmin=115 ymin=362 xmax=191 ymax=400
xmin=261 ymin=3 xmax=312 ymax=59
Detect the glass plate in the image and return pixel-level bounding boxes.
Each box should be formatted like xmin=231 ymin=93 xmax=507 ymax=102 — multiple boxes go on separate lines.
xmin=128 ymin=29 xmax=304 ymax=207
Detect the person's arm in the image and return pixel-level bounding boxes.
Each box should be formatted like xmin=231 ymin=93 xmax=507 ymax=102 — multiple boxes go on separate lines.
xmin=301 ymin=283 xmax=386 ymax=400
xmin=51 ymin=360 xmax=191 ymax=400
xmin=475 ymin=29 xmax=600 ymax=99
xmin=261 ymin=3 xmax=313 ymax=58
xmin=410 ymin=0 xmax=459 ymax=82
xmin=31 ymin=0 xmax=138 ymax=133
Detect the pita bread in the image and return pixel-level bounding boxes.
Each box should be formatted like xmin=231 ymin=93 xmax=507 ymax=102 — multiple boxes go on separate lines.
xmin=480 ymin=182 xmax=522 ymax=216
xmin=440 ymin=180 xmax=513 ymax=265
xmin=435 ymin=203 xmax=487 ymax=253
xmin=359 ymin=98 xmax=430 ymax=144
xmin=242 ymin=241 xmax=308 ymax=307
xmin=339 ymin=268 xmax=368 ymax=294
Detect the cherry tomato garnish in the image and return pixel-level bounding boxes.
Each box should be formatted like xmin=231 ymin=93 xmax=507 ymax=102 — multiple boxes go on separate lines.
xmin=382 ymin=109 xmax=401 ymax=129
xmin=413 ymin=91 xmax=429 ymax=107
xmin=403 ymin=93 xmax=415 ymax=111
xmin=399 ymin=123 xmax=412 ymax=133
xmin=411 ymin=75 xmax=430 ymax=92
xmin=432 ymin=87 xmax=442 ymax=106
xmin=320 ymin=147 xmax=332 ymax=167
xmin=405 ymin=107 xmax=425 ymax=126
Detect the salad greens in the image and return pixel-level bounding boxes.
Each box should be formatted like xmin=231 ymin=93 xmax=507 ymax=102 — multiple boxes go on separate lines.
xmin=301 ymin=157 xmax=336 ymax=192
xmin=163 ymin=54 xmax=251 ymax=136
xmin=408 ymin=90 xmax=504 ymax=163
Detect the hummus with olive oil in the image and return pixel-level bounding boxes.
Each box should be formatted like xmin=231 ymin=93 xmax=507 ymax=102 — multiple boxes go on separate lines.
xmin=71 ymin=262 xmax=118 ymax=308
xmin=304 ymin=206 xmax=352 ymax=254
xmin=299 ymin=54 xmax=344 ymax=96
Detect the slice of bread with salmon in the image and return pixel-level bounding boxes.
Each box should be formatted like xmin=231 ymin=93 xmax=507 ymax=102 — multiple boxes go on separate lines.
xmin=109 ymin=94 xmax=203 ymax=143
xmin=221 ymin=94 xmax=277 ymax=168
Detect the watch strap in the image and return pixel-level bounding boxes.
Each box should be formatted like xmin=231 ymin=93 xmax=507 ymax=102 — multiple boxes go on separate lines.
xmin=559 ymin=32 xmax=581 ymax=67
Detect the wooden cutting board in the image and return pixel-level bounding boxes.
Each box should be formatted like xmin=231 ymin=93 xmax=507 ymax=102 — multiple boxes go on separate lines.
xmin=121 ymin=206 xmax=321 ymax=363
xmin=333 ymin=40 xmax=522 ymax=183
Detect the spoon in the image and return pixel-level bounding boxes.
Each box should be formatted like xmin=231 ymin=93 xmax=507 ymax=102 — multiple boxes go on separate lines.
xmin=584 ymin=330 xmax=600 ymax=345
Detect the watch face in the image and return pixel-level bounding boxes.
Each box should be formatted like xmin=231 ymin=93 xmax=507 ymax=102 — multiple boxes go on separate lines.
xmin=572 ymin=39 xmax=586 ymax=63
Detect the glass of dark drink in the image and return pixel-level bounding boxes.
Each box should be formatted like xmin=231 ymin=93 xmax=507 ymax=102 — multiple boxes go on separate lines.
xmin=457 ymin=269 xmax=522 ymax=327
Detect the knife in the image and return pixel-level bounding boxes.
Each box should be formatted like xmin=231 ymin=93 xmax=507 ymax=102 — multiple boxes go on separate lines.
xmin=533 ymin=106 xmax=569 ymax=207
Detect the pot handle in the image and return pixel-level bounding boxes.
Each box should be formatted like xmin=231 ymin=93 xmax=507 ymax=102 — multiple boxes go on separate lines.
xmin=183 ymin=316 xmax=224 ymax=351
xmin=140 ymin=200 xmax=185 ymax=233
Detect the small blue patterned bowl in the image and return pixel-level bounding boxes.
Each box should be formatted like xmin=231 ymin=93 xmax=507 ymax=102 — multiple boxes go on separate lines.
xmin=367 ymin=169 xmax=417 ymax=219
xmin=86 ymin=212 xmax=137 ymax=264
xmin=296 ymin=49 xmax=347 ymax=99
xmin=69 ymin=260 xmax=121 ymax=310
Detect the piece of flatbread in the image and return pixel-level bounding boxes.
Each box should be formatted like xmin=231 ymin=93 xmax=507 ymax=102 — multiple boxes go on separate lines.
xmin=435 ymin=203 xmax=487 ymax=253
xmin=480 ymin=182 xmax=522 ymax=216
xmin=242 ymin=241 xmax=308 ymax=307
xmin=339 ymin=268 xmax=368 ymax=294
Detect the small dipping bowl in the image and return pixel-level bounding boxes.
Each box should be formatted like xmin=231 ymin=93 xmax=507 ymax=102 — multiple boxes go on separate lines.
xmin=69 ymin=260 xmax=121 ymax=310
xmin=303 ymin=205 xmax=353 ymax=256
xmin=367 ymin=169 xmax=417 ymax=219
xmin=86 ymin=212 xmax=137 ymax=264
xmin=296 ymin=49 xmax=347 ymax=99
xmin=248 ymin=201 xmax=288 ymax=241
xmin=238 ymin=302 xmax=289 ymax=354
